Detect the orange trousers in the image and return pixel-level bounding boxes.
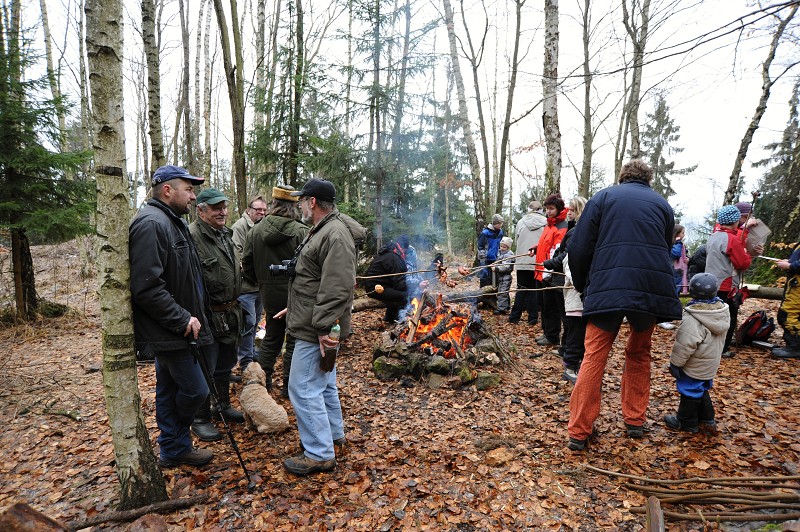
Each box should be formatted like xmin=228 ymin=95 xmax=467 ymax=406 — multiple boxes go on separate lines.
xmin=567 ymin=321 xmax=655 ymax=440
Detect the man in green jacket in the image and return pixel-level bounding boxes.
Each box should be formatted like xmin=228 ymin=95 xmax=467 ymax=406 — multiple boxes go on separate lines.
xmin=282 ymin=178 xmax=357 ymax=476
xmin=241 ymin=185 xmax=308 ymax=397
xmin=188 ymin=188 xmax=245 ymax=442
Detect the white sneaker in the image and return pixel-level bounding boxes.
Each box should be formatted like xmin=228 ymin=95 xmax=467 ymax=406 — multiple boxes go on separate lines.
xmin=657 ymin=322 xmax=675 ymax=330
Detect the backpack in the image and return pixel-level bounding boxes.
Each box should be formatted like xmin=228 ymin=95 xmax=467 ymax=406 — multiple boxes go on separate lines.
xmin=735 ymin=310 xmax=776 ymax=346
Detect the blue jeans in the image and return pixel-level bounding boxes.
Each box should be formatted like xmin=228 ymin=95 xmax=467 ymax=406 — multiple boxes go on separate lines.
xmin=288 ymin=339 xmax=345 ymax=461
xmin=155 ymin=348 xmax=209 ymax=460
xmin=237 ymin=291 xmax=262 ymax=368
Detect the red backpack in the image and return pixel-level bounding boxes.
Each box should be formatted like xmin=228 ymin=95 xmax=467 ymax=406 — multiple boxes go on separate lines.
xmin=735 ymin=310 xmax=775 ymax=346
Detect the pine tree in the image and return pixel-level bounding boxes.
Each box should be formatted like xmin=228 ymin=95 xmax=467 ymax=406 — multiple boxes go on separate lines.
xmin=640 ymin=92 xmax=696 ymax=200
xmin=0 ymin=9 xmax=93 ymax=321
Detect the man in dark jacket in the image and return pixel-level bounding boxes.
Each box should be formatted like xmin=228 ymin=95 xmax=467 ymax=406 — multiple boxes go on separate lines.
xmin=129 ymin=165 xmax=214 ymax=467
xmin=242 ymin=185 xmax=308 ymax=396
xmin=565 ymin=159 xmax=682 ymax=451
xmin=188 ymin=188 xmax=245 ymax=442
xmin=364 ymin=236 xmax=410 ymax=323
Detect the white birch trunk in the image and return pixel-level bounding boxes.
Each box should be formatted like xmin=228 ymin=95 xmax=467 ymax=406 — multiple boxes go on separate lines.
xmin=542 ymin=0 xmax=561 ymax=193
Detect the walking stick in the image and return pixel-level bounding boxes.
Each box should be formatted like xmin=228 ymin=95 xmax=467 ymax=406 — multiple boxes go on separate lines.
xmin=189 ymin=341 xmax=256 ymax=490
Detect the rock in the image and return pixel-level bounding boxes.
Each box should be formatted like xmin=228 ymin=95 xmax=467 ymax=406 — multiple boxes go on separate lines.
xmin=475 ymin=371 xmax=501 ymax=390
xmin=373 ymin=356 xmax=408 ymax=380
xmin=0 ymin=503 xmax=67 ymax=531
xmin=456 ymin=364 xmax=476 ymax=383
xmin=483 ymin=353 xmax=501 ymax=365
xmin=485 ymin=446 xmax=515 ymax=466
xmin=127 ymin=514 xmax=169 ymax=531
xmin=425 ymin=355 xmax=451 ymax=375
xmin=427 ymin=374 xmax=444 ymax=389
xmin=444 ymin=376 xmax=463 ymax=389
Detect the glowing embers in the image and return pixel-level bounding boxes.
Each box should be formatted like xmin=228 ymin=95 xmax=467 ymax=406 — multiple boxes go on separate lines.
xmin=403 ymin=293 xmax=475 ymax=359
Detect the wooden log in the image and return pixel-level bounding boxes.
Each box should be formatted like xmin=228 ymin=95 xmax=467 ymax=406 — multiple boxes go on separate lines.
xmin=742 ymin=284 xmax=783 ymax=301
xmin=0 ymin=503 xmax=67 ymax=531
xmin=65 ymin=494 xmax=208 ymax=531
xmin=406 ymin=290 xmax=428 ymax=341
xmin=353 ymin=297 xmax=387 ymax=312
xmin=645 ymin=495 xmax=665 ymax=532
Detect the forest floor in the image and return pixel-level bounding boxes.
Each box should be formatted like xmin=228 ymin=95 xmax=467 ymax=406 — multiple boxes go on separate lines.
xmin=1 ymin=240 xmax=800 ymax=531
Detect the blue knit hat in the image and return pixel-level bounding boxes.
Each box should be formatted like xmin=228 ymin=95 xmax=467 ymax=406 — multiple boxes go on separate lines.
xmin=717 ymin=205 xmax=741 ymax=225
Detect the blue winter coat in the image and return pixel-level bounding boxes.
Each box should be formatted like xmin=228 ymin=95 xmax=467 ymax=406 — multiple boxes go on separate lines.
xmin=477 ymin=225 xmax=504 ymax=264
xmin=567 ymin=180 xmax=682 ymax=322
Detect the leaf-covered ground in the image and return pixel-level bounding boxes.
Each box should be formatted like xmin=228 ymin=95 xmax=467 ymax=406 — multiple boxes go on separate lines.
xmin=1 ymin=242 xmax=800 ymax=530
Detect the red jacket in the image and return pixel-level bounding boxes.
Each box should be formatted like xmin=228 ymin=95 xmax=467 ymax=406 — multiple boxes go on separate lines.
xmin=535 ymin=208 xmax=569 ymax=282
xmin=706 ymin=226 xmax=752 ymax=292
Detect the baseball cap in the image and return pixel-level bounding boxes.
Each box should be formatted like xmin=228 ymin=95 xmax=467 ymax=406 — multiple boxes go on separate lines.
xmin=290 ymin=178 xmax=336 ymax=202
xmin=151 ymin=165 xmax=205 ymax=187
xmin=195 ymin=188 xmax=229 ymax=205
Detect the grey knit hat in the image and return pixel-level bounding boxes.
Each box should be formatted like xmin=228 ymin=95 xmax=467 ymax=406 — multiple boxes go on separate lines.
xmin=717 ymin=205 xmax=741 ymax=225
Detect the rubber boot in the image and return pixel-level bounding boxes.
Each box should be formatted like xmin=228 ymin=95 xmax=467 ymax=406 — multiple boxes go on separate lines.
xmin=664 ymin=394 xmax=700 ymax=433
xmin=191 ymin=397 xmax=222 ymax=441
xmin=698 ymin=390 xmax=717 ymax=433
xmin=212 ymin=377 xmax=245 ymax=422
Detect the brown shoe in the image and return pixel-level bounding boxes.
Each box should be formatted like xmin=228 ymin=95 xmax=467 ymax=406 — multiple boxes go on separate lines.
xmin=284 ymin=453 xmax=336 ymax=475
xmin=159 ymin=447 xmax=213 ymax=467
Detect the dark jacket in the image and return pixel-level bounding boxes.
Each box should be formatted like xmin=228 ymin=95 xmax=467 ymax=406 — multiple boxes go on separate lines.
xmin=567 ymin=180 xmax=682 ymax=322
xmin=287 ymin=210 xmax=357 ymax=342
xmin=241 ymin=214 xmax=308 ymax=313
xmin=477 ymin=225 xmax=504 ymax=264
xmin=129 ymin=199 xmax=213 ymax=355
xmin=189 ymin=218 xmax=242 ymax=345
xmin=687 ymin=245 xmax=707 ymax=279
xmin=543 ymin=220 xmax=575 ymax=287
xmin=364 ymin=243 xmax=408 ymax=295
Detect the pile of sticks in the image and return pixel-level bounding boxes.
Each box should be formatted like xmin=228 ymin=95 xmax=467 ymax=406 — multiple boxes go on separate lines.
xmin=586 ymin=465 xmax=800 ymax=523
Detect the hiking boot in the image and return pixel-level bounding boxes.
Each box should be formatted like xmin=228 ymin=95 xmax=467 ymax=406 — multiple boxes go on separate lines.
xmin=284 ymin=453 xmax=336 ymax=476
xmin=229 ymin=371 xmax=242 ymax=383
xmin=699 ymin=420 xmax=718 ymax=434
xmin=562 ymin=368 xmax=578 ymax=384
xmin=664 ymin=415 xmax=699 ymax=433
xmin=535 ymin=336 xmax=557 ymax=346
xmin=567 ymin=437 xmax=587 ymax=451
xmin=772 ymin=346 xmax=800 ymax=359
xmin=159 ymin=447 xmax=213 ymax=467
xmin=625 ymin=423 xmax=645 ymax=439
xmin=191 ymin=421 xmax=222 ymax=441
xmin=211 ymin=378 xmax=245 ymax=422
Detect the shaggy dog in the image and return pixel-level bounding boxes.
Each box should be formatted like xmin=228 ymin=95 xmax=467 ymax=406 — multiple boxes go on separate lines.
xmin=239 ymin=362 xmax=290 ymax=434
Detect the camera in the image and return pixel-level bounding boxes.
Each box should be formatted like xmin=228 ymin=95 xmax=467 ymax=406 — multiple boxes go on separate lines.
xmin=269 ymin=259 xmax=296 ymax=278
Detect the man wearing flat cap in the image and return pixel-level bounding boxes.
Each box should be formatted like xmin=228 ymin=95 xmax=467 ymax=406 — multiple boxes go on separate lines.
xmin=231 ymin=195 xmax=268 ymax=376
xmin=129 ymin=165 xmax=214 ymax=467
xmin=278 ymin=178 xmax=357 ymax=475
xmin=188 ymin=188 xmax=245 ymax=442
xmin=242 ymin=185 xmax=308 ymax=397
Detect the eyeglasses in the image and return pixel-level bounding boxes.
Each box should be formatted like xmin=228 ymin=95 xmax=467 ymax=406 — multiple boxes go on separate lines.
xmin=252 ymin=208 xmax=267 ymax=213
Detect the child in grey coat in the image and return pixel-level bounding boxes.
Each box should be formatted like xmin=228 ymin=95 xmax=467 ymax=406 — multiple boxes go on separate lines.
xmin=492 ymin=237 xmax=515 ymax=314
xmin=665 ymin=272 xmax=730 ymax=433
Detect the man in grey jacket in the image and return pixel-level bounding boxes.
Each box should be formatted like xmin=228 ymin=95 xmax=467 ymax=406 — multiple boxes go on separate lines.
xmin=509 ymin=200 xmax=547 ymax=325
xmin=281 ymin=178 xmax=356 ymax=476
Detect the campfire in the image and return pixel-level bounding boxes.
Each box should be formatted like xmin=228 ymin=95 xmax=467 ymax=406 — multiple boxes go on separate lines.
xmin=372 ymin=291 xmax=513 ymax=387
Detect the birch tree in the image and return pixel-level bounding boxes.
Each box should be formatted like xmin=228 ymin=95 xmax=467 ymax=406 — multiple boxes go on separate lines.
xmin=142 ymin=0 xmax=166 ymax=172
xmin=542 ymin=0 xmax=561 ymax=193
xmin=86 ymin=0 xmax=168 ymax=507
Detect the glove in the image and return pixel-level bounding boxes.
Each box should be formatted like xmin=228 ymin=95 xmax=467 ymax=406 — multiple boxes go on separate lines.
xmin=669 ymin=363 xmax=681 ymax=379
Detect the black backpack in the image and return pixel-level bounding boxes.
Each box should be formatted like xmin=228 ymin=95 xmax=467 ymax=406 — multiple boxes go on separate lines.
xmin=735 ymin=310 xmax=776 ymax=346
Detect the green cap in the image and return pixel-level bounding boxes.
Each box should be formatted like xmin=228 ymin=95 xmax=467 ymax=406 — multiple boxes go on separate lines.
xmin=196 ymin=188 xmax=229 ymax=205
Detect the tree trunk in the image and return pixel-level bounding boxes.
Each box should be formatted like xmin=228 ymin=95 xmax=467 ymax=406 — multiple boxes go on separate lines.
xmin=179 ymin=0 xmax=194 ymax=173
xmin=212 ymin=0 xmax=247 ymax=213
xmin=194 ymin=0 xmax=206 ymax=170
xmin=85 ymin=0 xmax=168 ymax=508
xmin=370 ymin=0 xmax=384 ymax=247
xmin=442 ymin=0 xmax=485 ymax=233
xmin=497 ymin=0 xmax=525 ymax=213
xmin=289 ymin=0 xmax=304 ymax=184
xmin=39 ymin=0 xmax=68 ymax=154
xmin=203 ymin=4 xmax=213 ymax=180
xmin=579 ymin=0 xmax=592 ymax=197
xmin=621 ymin=0 xmax=651 ymax=161
xmin=142 ymin=0 xmax=166 ymax=172
xmin=458 ymin=0 xmax=491 ymax=216
xmin=725 ymin=5 xmax=798 ymax=204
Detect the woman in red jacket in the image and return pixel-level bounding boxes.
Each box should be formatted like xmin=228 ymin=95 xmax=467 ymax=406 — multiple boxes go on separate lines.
xmin=534 ymin=193 xmax=569 ymax=347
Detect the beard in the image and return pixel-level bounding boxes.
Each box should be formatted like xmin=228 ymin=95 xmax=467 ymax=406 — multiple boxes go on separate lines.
xmin=301 ymin=212 xmax=312 ymax=225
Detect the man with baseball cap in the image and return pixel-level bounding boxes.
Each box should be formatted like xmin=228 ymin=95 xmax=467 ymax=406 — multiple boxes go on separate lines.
xmin=281 ymin=177 xmax=356 ymax=475
xmin=188 ymin=188 xmax=245 ymax=442
xmin=129 ymin=165 xmax=214 ymax=467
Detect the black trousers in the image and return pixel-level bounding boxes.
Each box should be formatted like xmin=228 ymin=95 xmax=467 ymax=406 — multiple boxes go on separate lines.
xmin=541 ymin=283 xmax=565 ymax=343
xmin=369 ymin=286 xmax=407 ymax=322
xmin=562 ymin=315 xmax=585 ymax=370
xmin=509 ymin=270 xmax=540 ymax=323
xmin=719 ymin=289 xmax=740 ymax=352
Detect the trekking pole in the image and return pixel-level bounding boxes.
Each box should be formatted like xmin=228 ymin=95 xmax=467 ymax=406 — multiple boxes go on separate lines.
xmin=189 ymin=341 xmax=256 ymax=490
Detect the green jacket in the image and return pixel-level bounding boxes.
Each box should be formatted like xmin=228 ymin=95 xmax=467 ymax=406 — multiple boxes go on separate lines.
xmin=242 ymin=214 xmax=308 ymax=313
xmin=189 ymin=219 xmax=242 ymax=345
xmin=287 ymin=210 xmax=357 ymax=343
xmin=231 ymin=213 xmax=259 ymax=293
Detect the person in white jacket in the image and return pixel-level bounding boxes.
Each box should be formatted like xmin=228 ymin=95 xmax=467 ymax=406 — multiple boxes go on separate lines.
xmin=509 ymin=201 xmax=547 ymax=324
xmin=665 ymin=273 xmax=730 ymax=434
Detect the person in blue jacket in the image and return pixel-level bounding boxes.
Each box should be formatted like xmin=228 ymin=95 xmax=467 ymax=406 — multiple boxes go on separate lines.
xmin=477 ymin=214 xmax=505 ymax=289
xmin=565 ymin=159 xmax=682 ymax=451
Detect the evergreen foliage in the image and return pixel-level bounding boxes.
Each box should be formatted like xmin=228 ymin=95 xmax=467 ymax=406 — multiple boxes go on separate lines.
xmin=640 ymin=92 xmax=696 ymax=201
xmin=0 ymin=28 xmax=93 ymax=245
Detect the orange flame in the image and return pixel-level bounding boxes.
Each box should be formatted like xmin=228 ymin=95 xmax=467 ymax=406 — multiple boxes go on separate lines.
xmin=406 ymin=297 xmax=472 ymax=359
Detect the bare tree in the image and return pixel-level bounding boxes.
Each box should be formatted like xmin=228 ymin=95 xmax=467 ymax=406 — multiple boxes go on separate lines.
xmin=86 ymin=0 xmax=168 ymax=508
xmin=725 ymin=4 xmax=799 ymax=204
xmin=142 ymin=0 xmax=166 ymax=171
xmin=39 ymin=0 xmax=67 ymax=152
xmin=542 ymin=0 xmax=561 ymax=193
